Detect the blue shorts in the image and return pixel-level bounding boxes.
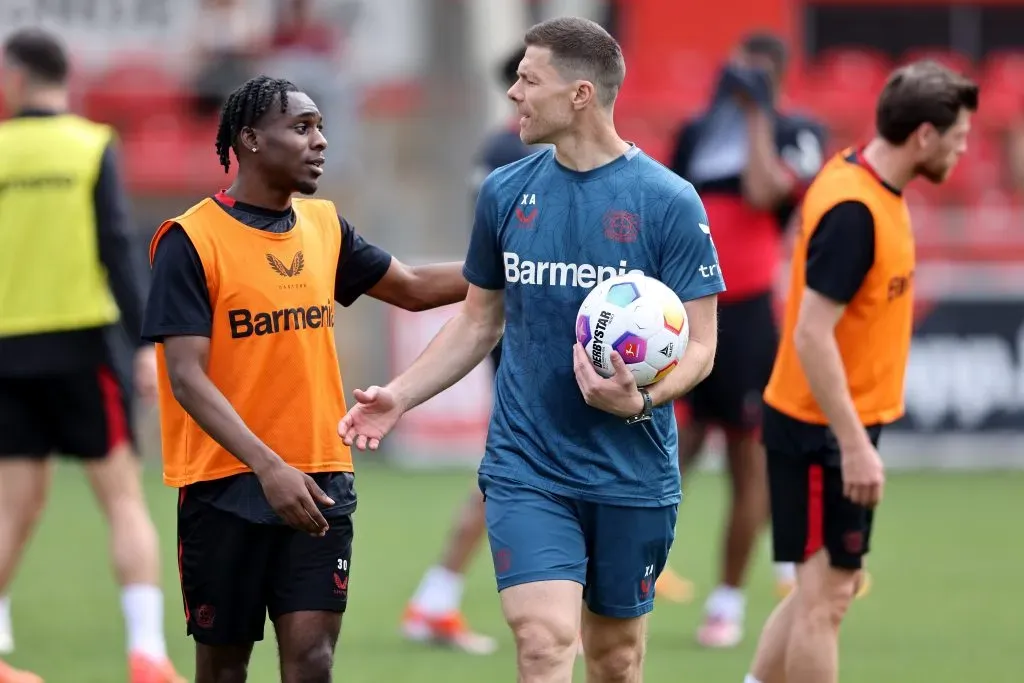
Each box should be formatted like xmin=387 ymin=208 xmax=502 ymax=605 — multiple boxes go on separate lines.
xmin=479 ymin=473 xmax=678 ymax=619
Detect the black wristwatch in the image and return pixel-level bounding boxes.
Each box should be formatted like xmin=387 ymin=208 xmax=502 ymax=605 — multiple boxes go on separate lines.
xmin=626 ymin=388 xmax=653 ymax=425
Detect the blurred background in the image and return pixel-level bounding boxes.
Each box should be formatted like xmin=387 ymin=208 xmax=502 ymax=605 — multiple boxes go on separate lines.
xmin=1 ymin=0 xmax=1023 ymax=681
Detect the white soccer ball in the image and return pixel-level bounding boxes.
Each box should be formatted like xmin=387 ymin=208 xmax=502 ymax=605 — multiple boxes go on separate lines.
xmin=575 ymin=274 xmax=689 ymax=387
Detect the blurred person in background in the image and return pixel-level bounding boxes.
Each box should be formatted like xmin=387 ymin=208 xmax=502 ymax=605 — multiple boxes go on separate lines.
xmin=667 ymin=32 xmax=830 ymax=649
xmin=258 ymin=0 xmax=361 ymax=175
xmin=401 ymin=46 xmax=531 ymax=657
xmin=744 ymin=60 xmax=977 ymax=683
xmin=190 ymin=0 xmax=268 ymax=117
xmin=0 ymin=28 xmax=185 ymax=683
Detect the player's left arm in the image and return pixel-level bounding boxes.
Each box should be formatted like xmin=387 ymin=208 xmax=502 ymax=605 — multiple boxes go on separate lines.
xmin=742 ymin=109 xmax=826 ymax=211
xmin=647 ymin=185 xmax=727 ymax=407
xmin=94 ymin=139 xmax=147 ymax=347
xmin=334 ymin=215 xmax=468 ymax=311
xmin=646 ymin=294 xmax=718 ymax=406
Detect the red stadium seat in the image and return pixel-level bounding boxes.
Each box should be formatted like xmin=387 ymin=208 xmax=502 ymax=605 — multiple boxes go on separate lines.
xmin=779 ymin=66 xmax=815 ymax=112
xmin=119 ymin=115 xmax=190 ymax=193
xmin=82 ymin=60 xmax=187 ymax=131
xmin=900 ymin=48 xmax=974 ymax=76
xmin=808 ymin=49 xmax=891 ymax=137
xmin=814 ymin=48 xmax=892 ymax=92
xmin=903 ymin=186 xmax=941 ymax=242
xmin=617 ymin=116 xmax=672 ymax=164
xmin=119 ymin=114 xmax=233 ymax=194
xmin=618 ymin=50 xmax=717 ymax=128
xmin=940 ymin=130 xmax=1002 ymax=202
xmin=977 ymin=51 xmax=1024 ymax=131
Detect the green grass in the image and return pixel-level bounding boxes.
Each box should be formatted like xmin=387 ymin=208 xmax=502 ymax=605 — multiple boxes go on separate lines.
xmin=4 ymin=464 xmax=1022 ymax=682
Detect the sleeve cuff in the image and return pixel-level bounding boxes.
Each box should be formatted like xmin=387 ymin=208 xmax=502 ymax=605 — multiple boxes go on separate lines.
xmin=462 ymin=264 xmax=505 ymax=291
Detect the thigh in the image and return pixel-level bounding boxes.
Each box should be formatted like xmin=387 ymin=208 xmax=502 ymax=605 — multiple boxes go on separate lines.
xmin=582 ymin=502 xmax=677 ymax=619
xmin=765 ymin=449 xmax=813 ymax=564
xmin=819 ymin=425 xmax=881 ymax=570
xmin=46 ymin=365 xmax=131 ymax=459
xmin=0 ymin=376 xmax=53 ymax=457
xmin=580 ymin=605 xmax=648 ymax=663
xmin=479 ymin=473 xmax=587 ymax=591
xmin=177 ymin=493 xmax=273 ymax=645
xmin=274 ymin=611 xmax=342 ymax=683
xmin=822 ymin=466 xmax=876 ymax=571
xmin=267 ymin=513 xmax=353 ymax=621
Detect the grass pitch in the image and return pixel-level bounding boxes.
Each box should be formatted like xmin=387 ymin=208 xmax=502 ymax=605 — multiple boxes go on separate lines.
xmin=4 ymin=463 xmax=1021 ymax=682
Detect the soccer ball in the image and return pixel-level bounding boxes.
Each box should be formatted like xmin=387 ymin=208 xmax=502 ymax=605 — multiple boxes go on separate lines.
xmin=575 ymin=274 xmax=689 ymax=387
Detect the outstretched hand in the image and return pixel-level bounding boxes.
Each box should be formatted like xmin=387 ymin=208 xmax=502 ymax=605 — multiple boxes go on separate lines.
xmin=572 ymin=343 xmax=644 ymax=418
xmin=338 ymin=385 xmax=404 ymax=451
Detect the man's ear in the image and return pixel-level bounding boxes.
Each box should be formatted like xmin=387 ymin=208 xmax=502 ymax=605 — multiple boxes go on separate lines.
xmin=238 ymin=126 xmax=258 ymax=152
xmin=572 ymin=80 xmax=597 ymax=110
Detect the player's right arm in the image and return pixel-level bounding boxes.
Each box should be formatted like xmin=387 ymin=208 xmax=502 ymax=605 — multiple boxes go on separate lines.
xmin=793 ymin=200 xmax=885 ymax=507
xmin=144 ymin=226 xmax=333 ymax=535
xmin=389 ymin=285 xmax=504 ymax=410
xmin=339 ymin=174 xmax=507 ymax=450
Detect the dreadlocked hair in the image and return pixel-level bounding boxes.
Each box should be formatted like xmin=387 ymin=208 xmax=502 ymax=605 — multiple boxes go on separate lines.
xmin=215 ymin=76 xmax=299 ymax=173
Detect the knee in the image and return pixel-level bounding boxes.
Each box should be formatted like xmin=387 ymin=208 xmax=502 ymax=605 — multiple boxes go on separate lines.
xmin=587 ymin=642 xmax=644 ymax=682
xmin=510 ymin=614 xmax=578 ymax=674
xmin=281 ymin=639 xmax=333 ymax=683
xmin=797 ymin=571 xmax=858 ymax=629
xmin=195 ymin=646 xmax=251 ymax=683
xmin=2 ymin=490 xmax=46 ymax=533
xmin=201 ymin=667 xmax=248 ymax=683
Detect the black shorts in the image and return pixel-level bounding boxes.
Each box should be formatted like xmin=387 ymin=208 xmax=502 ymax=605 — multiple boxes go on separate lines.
xmin=177 ymin=492 xmax=354 ymax=645
xmin=0 ymin=365 xmax=131 ymax=458
xmin=684 ymin=291 xmax=778 ymax=431
xmin=764 ymin=405 xmax=882 ymax=570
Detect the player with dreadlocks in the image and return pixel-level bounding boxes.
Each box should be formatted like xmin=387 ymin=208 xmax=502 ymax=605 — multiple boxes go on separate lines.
xmin=143 ymin=75 xmax=469 ymax=682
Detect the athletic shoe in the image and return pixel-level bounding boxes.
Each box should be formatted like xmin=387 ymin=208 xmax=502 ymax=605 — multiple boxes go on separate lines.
xmin=128 ymin=652 xmax=187 ymax=683
xmin=0 ymin=659 xmax=42 ymax=683
xmin=655 ymin=567 xmax=694 ymax=604
xmin=696 ymin=615 xmax=743 ymax=649
xmin=401 ymin=606 xmax=498 ymax=655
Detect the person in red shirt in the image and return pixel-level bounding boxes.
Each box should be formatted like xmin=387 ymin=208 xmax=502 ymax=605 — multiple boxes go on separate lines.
xmin=668 ymin=33 xmax=827 ymax=648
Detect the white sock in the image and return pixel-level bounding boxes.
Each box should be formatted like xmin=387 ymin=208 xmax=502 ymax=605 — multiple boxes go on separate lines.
xmin=0 ymin=595 xmax=12 ymax=653
xmin=410 ymin=566 xmax=464 ymax=616
xmin=121 ymin=584 xmax=167 ymax=660
xmin=775 ymin=562 xmax=796 ymax=583
xmin=705 ymin=584 xmax=746 ymax=622
xmin=744 ymin=675 xmax=763 ymax=683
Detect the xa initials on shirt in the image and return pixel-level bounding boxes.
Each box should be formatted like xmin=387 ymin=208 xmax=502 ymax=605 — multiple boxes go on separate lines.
xmin=516 ymin=193 xmax=538 ymax=227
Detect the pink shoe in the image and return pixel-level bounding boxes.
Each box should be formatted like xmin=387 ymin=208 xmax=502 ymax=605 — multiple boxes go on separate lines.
xmin=696 ymin=615 xmax=743 ymax=649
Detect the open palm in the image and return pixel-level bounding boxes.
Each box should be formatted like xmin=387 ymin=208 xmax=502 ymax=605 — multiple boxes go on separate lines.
xmin=338 ymin=386 xmax=403 ymax=451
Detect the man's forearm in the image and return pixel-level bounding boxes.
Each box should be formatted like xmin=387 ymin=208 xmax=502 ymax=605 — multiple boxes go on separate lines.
xmin=410 ymin=262 xmax=470 ymax=309
xmin=390 ymin=311 xmax=502 ymax=412
xmin=647 ymin=339 xmax=715 ymax=407
xmin=741 ymin=109 xmax=794 ymax=210
xmin=170 ymin=367 xmax=284 ymax=475
xmin=794 ymin=330 xmax=870 ymax=448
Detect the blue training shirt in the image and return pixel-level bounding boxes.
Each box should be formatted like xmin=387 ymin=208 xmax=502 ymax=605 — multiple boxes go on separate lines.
xmin=465 ymin=145 xmax=727 ymax=507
